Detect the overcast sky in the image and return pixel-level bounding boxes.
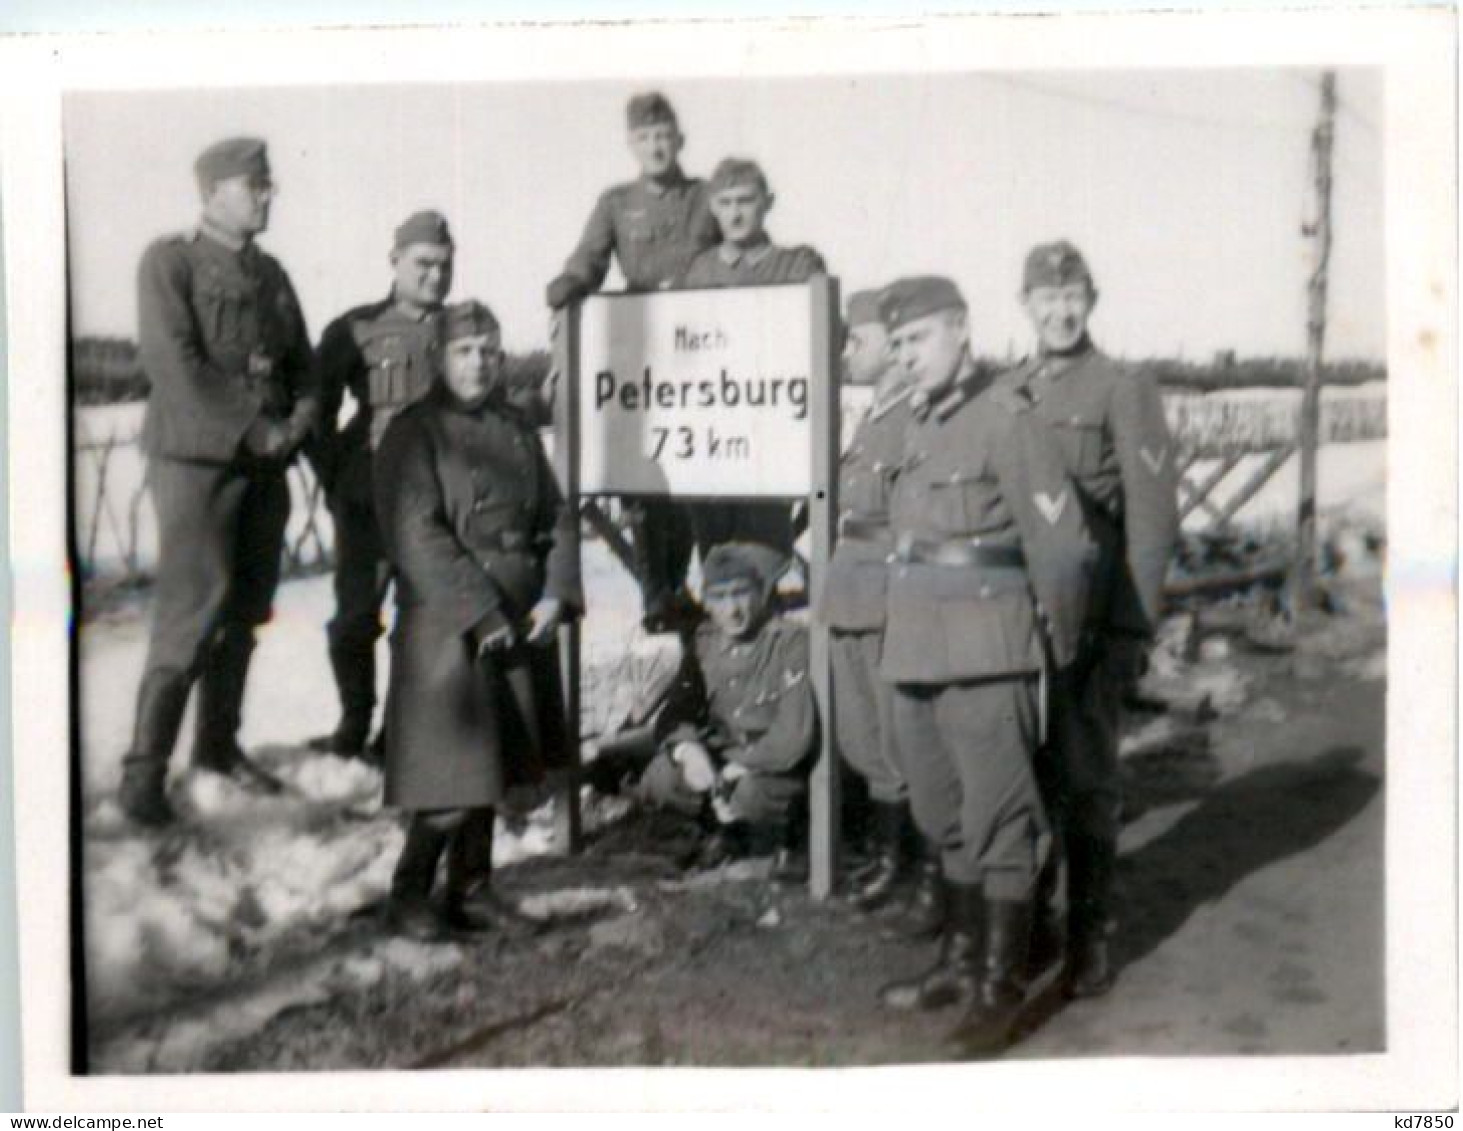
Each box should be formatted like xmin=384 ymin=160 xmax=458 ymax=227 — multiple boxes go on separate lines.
xmin=64 ymin=69 xmax=1384 ymax=361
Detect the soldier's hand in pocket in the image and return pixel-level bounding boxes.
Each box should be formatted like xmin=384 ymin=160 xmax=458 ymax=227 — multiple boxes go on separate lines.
xmin=524 ymin=597 xmax=564 ymax=645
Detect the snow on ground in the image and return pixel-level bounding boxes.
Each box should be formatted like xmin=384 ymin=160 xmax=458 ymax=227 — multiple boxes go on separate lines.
xmin=80 ymin=538 xmax=649 ymax=1036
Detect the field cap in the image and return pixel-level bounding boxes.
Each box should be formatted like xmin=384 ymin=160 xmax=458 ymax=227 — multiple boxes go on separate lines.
xmin=394 ymin=210 xmax=453 ymax=251
xmin=627 ymin=92 xmax=678 ymax=129
xmin=1023 ymin=240 xmax=1094 ymax=291
xmin=441 ymin=300 xmax=501 ymax=343
xmin=879 ymin=276 xmax=967 ymax=333
xmin=194 ymin=137 xmax=269 ymax=190
xmin=845 ymin=290 xmax=886 ymax=329
xmin=701 ymin=542 xmax=788 ymax=593
xmin=708 ymin=157 xmax=770 ymax=197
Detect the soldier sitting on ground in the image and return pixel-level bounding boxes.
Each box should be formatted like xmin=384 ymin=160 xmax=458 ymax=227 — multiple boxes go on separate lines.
xmin=637 ymin=542 xmax=818 ymax=880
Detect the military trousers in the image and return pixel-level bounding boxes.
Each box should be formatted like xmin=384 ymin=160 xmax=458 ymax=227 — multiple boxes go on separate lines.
xmin=326 ymin=492 xmax=393 ymax=720
xmin=893 ymin=675 xmax=1050 ymax=899
xmin=830 ymin=629 xmax=905 ymax=803
xmin=139 ymin=456 xmax=290 ymax=683
xmin=639 ymin=750 xmax=807 ymax=829
xmin=1045 ymin=632 xmax=1147 ymax=849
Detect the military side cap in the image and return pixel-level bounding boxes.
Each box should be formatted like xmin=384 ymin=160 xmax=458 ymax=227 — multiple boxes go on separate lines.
xmin=701 ymin=541 xmax=788 ymax=591
xmin=845 ymin=289 xmax=885 ymax=329
xmin=394 ymin=210 xmax=453 ymax=250
xmin=626 ymin=92 xmax=678 ymax=129
xmin=879 ymin=276 xmax=966 ymax=332
xmin=441 ymin=300 xmax=501 ymax=343
xmin=194 ymin=137 xmax=269 ymax=189
xmin=708 ymin=157 xmax=769 ymax=197
xmin=1023 ymin=240 xmax=1093 ymax=290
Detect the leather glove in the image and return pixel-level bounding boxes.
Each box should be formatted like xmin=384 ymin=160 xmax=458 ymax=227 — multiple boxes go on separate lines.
xmin=241 ymin=415 xmax=295 ymax=461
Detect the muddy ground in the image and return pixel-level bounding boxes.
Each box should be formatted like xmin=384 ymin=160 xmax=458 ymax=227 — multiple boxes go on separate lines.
xmin=133 ymin=582 xmax=1384 ymax=1073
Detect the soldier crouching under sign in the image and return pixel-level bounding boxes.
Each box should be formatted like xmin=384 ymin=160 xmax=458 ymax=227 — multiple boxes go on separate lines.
xmin=873 ymin=276 xmax=1095 ymax=1055
xmin=372 ymin=300 xmax=582 ymax=943
xmin=638 ymin=542 xmax=818 ymax=882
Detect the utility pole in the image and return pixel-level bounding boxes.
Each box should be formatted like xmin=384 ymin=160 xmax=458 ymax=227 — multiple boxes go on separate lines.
xmin=1293 ymin=70 xmax=1336 ymax=608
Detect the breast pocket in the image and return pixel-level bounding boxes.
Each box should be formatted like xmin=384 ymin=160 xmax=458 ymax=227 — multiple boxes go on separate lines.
xmin=196 ymin=284 xmax=248 ymax=348
xmin=366 ymin=338 xmax=412 ymax=407
xmin=926 ymin=471 xmax=1001 ymax=537
xmin=841 ymin=456 xmax=888 ymax=517
xmin=1054 ymin=413 xmax=1107 ymax=477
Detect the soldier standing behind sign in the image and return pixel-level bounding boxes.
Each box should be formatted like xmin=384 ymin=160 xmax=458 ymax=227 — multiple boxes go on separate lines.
xmin=675 ymin=157 xmax=827 ymax=565
xmin=118 ymin=137 xmax=318 ymax=827
xmin=546 ymin=92 xmax=717 ymax=633
xmin=307 ymin=211 xmax=455 ymax=758
xmin=817 ymin=289 xmax=917 ymax=910
xmin=873 ymin=276 xmax=1093 ymax=1055
xmin=373 ymin=300 xmax=581 ymax=942
xmin=1000 ymin=241 xmax=1179 ymax=999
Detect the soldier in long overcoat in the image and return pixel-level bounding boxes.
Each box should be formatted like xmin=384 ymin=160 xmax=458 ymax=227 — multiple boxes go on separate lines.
xmin=373 ymin=300 xmax=582 ymax=942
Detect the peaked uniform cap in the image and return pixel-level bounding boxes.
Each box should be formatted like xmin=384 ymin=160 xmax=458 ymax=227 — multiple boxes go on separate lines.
xmin=394 ymin=210 xmax=453 ymax=250
xmin=194 ymin=137 xmax=269 ymax=188
xmin=878 ymin=276 xmax=967 ymax=332
xmin=708 ymin=157 xmax=770 ymax=197
xmin=626 ymin=92 xmax=678 ymax=129
xmin=1023 ymin=240 xmax=1094 ymax=290
xmin=441 ymin=300 xmax=501 ymax=343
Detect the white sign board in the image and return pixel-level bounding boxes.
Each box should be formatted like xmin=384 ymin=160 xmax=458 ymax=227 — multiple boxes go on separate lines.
xmin=577 ymin=285 xmax=816 ymax=496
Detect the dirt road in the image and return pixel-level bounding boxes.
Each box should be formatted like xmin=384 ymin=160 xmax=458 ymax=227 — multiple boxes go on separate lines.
xmin=191 ymin=590 xmax=1384 ymax=1072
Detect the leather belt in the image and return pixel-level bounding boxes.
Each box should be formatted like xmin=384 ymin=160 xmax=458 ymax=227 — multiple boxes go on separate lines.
xmin=896 ymin=538 xmax=1026 ymax=569
xmin=838 ymin=516 xmax=893 ymax=544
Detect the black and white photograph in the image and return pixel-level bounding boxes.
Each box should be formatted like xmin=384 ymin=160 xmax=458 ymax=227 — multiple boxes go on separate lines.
xmin=1 ymin=8 xmax=1455 ymax=1113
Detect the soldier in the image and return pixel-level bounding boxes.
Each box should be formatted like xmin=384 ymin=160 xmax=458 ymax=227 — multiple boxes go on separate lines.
xmin=373 ymin=300 xmax=581 ymax=942
xmin=675 ymin=157 xmax=827 ymax=562
xmin=117 ymin=137 xmax=318 ymax=827
xmin=546 ymin=91 xmax=716 ymax=632
xmin=817 ymin=289 xmax=916 ymax=910
xmin=1001 ymin=241 xmax=1179 ymax=999
xmin=307 ymin=211 xmax=455 ymax=758
xmin=873 ymin=277 xmax=1093 ymax=1055
xmin=639 ymin=542 xmax=818 ymax=880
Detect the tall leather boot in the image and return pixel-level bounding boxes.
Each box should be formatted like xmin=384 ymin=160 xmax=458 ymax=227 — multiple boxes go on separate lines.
xmin=308 ymin=635 xmax=375 ymax=756
xmin=948 ymin=898 xmax=1033 ymax=1056
xmin=443 ymin=808 xmax=543 ymax=939
xmin=117 ymin=669 xmax=193 ymax=827
xmin=193 ymin=626 xmax=284 ymax=794
xmin=882 ymin=837 xmax=947 ymax=941
xmin=1065 ymin=835 xmax=1118 ymax=998
xmin=879 ymin=881 xmax=983 ymax=1012
xmin=848 ymin=800 xmax=909 ymax=912
xmin=385 ymin=814 xmax=452 ymax=942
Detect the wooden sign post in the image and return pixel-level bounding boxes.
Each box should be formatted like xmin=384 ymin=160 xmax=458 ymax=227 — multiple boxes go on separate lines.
xmin=554 ymin=278 xmax=843 ymax=897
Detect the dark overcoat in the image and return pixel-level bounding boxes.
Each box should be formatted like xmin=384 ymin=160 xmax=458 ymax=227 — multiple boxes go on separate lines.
xmin=374 ymin=384 xmax=583 ymax=810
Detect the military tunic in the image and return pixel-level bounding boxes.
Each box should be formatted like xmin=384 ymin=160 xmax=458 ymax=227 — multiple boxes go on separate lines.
xmin=673 ymin=237 xmax=828 ymax=558
xmin=642 ymin=618 xmax=817 ymax=827
xmin=133 ymin=223 xmax=316 ymax=681
xmin=546 ymin=168 xmax=719 ymax=307
xmin=881 ymin=364 xmax=1094 ymax=897
xmin=374 ymin=385 xmax=583 ymax=810
xmin=816 ymin=385 xmax=913 ymax=804
xmin=1001 ymin=340 xmax=1178 ymax=856
xmin=311 ymin=297 xmax=444 ymax=735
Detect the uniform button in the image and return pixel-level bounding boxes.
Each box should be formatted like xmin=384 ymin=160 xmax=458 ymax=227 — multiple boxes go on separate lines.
xmin=980 ymin=586 xmax=992 ymax=597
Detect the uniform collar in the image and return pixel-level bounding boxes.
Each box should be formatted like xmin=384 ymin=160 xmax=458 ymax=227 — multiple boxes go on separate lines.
xmin=386 ymin=290 xmax=443 ymax=323
xmin=640 ymin=166 xmax=689 ymax=196
xmin=910 ymin=354 xmax=981 ymax=421
xmin=1035 ymin=335 xmax=1097 ymax=379
xmin=868 ymin=380 xmax=913 ymax=421
xmin=196 ymin=215 xmax=252 ymax=255
xmin=718 ymin=234 xmax=773 ymax=268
